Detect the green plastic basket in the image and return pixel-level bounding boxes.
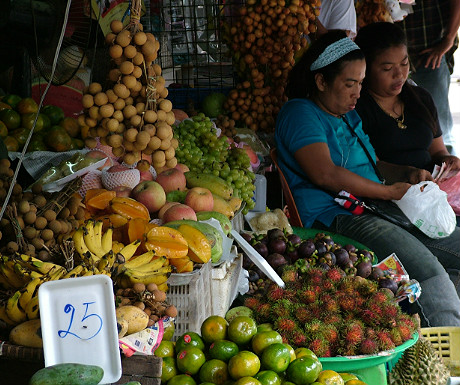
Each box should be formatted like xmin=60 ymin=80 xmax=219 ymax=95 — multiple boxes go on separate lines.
xmin=292 ymin=227 xmax=378 ymax=264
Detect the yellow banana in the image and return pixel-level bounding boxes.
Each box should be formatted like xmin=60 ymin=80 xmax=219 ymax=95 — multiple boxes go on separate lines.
xmin=157 ymin=282 xmax=169 ymax=292
xmin=97 ymin=251 xmax=115 ymax=273
xmin=73 ymin=228 xmax=99 ymax=262
xmin=123 ymin=251 xmax=156 ymax=270
xmin=118 ymin=239 xmax=141 ymax=262
xmin=16 ymin=254 xmax=63 ymax=275
xmin=112 ymin=241 xmax=125 ymax=254
xmin=83 ymin=221 xmax=105 ymax=260
xmin=19 ymin=276 xmax=44 ymax=311
xmin=0 ymin=303 xmax=16 ymax=327
xmin=46 ymin=265 xmax=66 ymax=281
xmin=6 ymin=291 xmax=27 ymax=324
xmin=93 ymin=220 xmax=105 ymax=254
xmin=126 ymin=271 xmax=170 ymax=286
xmin=0 ymin=265 xmax=14 ymax=290
xmin=30 ymin=271 xmax=44 ymax=279
xmin=62 ymin=265 xmax=84 ymax=279
xmin=126 ymin=257 xmax=167 ymax=274
xmin=13 ymin=262 xmax=32 ymax=285
xmin=101 ymin=227 xmax=113 ymax=255
xmin=81 ymin=268 xmax=94 ymax=277
xmin=0 ymin=262 xmax=25 ymax=289
xmin=25 ymin=295 xmax=39 ymax=320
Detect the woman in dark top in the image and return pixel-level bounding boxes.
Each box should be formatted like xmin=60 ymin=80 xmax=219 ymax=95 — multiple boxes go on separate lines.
xmin=355 ymin=22 xmax=460 ymax=173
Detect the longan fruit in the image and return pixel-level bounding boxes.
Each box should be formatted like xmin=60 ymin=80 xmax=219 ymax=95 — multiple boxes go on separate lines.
xmin=105 ymin=32 xmax=116 ymax=45
xmin=125 ymin=96 xmax=134 ymax=106
xmin=123 ymin=44 xmax=137 ymax=59
xmin=159 ymin=88 xmax=168 ymax=98
xmin=110 ymin=20 xmax=124 ymax=34
xmin=58 ymin=207 xmax=70 ymax=219
xmin=165 ymin=157 xmax=178 ymax=169
xmin=99 ymin=104 xmax=115 ymax=118
xmin=116 ymin=30 xmax=131 ymax=47
xmin=108 ymin=134 xmax=123 ymax=148
xmin=120 ymin=60 xmax=134 ymax=75
xmin=43 ymin=209 xmax=56 ymax=222
xmin=113 ymin=97 xmax=126 ymax=111
xmin=31 ymin=238 xmax=45 ymax=250
xmin=122 ymin=75 xmax=137 ymax=89
xmin=141 ymin=40 xmax=156 ymax=56
xmin=12 ymin=183 xmax=22 ymax=195
xmin=165 ymin=111 xmax=176 ymax=125
xmin=75 ymin=206 xmax=86 ymax=220
xmin=156 ymin=123 xmax=172 ymax=140
xmin=96 ymin=126 xmax=109 ymax=138
xmin=106 ymin=89 xmax=118 ymax=103
xmin=48 ymin=219 xmax=62 ymax=234
xmin=33 ymin=195 xmax=47 ymax=208
xmin=130 ymin=114 xmax=142 ymax=127
xmin=7 ymin=241 xmax=19 ymax=253
xmin=159 ymin=99 xmax=172 ymax=113
xmin=159 ymin=138 xmax=171 ymax=151
xmin=132 ymin=66 xmax=142 ymax=78
xmin=164 ymin=146 xmax=175 ymax=160
xmin=164 ymin=305 xmax=178 ymax=318
xmin=85 ymin=137 xmax=98 ymax=149
xmin=134 ymin=301 xmax=146 ymax=311
xmin=0 ymin=158 xmax=11 ymax=168
xmin=152 ymin=289 xmax=166 ymax=302
xmin=153 ymin=159 xmax=166 ymax=170
xmin=113 ymin=83 xmax=128 ymax=98
xmin=156 ymin=109 xmax=167 ymax=122
xmin=123 ymin=105 xmax=137 ymax=119
xmin=152 ymin=150 xmax=166 ymax=164
xmin=38 ymin=250 xmax=51 ymax=262
xmin=148 ymin=136 xmax=161 ymax=150
xmin=143 ymin=124 xmax=156 ymax=137
xmin=123 ymin=153 xmax=136 ymax=165
xmin=88 ymin=105 xmax=99 ymax=119
xmin=24 ymin=211 xmax=37 ymax=225
xmin=35 ymin=216 xmax=48 ymax=230
xmin=94 ymin=92 xmax=109 ymax=106
xmin=134 ymin=31 xmax=147 ymax=45
xmin=108 ymin=68 xmax=122 ymax=82
xmin=144 ymin=110 xmax=157 ymax=124
xmin=123 ymin=128 xmax=138 ymax=143
xmin=112 ymin=147 xmax=124 ymax=157
xmin=132 ymin=52 xmax=144 ymax=66
xmin=23 ymin=226 xmax=37 ymax=240
xmin=123 ymin=140 xmax=134 ymax=151
xmin=45 ymin=238 xmax=56 ymax=248
xmin=82 ymin=94 xmax=94 ymax=109
xmin=133 ymin=282 xmax=146 ymax=293
xmin=85 ymin=116 xmax=97 ymax=128
xmin=31 ymin=183 xmax=43 ymax=195
xmin=170 ymin=137 xmax=179 ymax=149
xmin=152 ymin=64 xmax=162 ymax=76
xmin=18 ymin=200 xmax=30 ymax=214
xmin=88 ymin=82 xmax=102 ymax=95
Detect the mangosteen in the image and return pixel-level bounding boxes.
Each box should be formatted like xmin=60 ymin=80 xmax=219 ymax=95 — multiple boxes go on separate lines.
xmin=248 ymin=270 xmax=260 ymax=282
xmin=358 ymin=249 xmax=373 ymax=262
xmin=323 ymin=235 xmax=335 ymax=250
xmin=315 ymin=241 xmax=327 ymax=255
xmin=253 ymin=242 xmax=269 ymax=258
xmin=243 ymin=255 xmax=254 ymax=270
xmin=344 ymin=244 xmax=357 ymax=253
xmin=298 ymin=240 xmax=315 ymax=258
xmin=240 ymin=232 xmax=253 ymax=243
xmin=266 ymin=253 xmax=288 ymax=270
xmin=253 ymin=266 xmax=266 ymax=279
xmin=370 ymin=266 xmax=385 ymax=281
xmin=285 ymin=246 xmax=299 ymax=263
xmin=268 ymin=238 xmax=287 ymax=255
xmin=334 ymin=248 xmax=350 ymax=267
xmin=355 ymin=260 xmax=372 ymax=278
xmin=267 ymin=228 xmax=285 ymax=240
xmin=317 ymin=262 xmax=331 ymax=271
xmin=349 ymin=252 xmax=358 ymax=264
xmin=287 ymin=233 xmax=302 ymax=246
xmin=379 ymin=277 xmax=399 ymax=294
xmin=321 ymin=251 xmax=336 ymax=266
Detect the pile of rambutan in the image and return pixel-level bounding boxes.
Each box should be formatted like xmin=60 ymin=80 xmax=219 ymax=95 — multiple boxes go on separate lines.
xmin=243 ymin=266 xmax=418 ymax=358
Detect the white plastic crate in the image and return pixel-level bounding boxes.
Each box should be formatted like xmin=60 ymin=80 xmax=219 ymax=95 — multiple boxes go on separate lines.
xmin=211 ymin=248 xmax=243 ymax=317
xmin=167 ymin=261 xmax=213 ymax=340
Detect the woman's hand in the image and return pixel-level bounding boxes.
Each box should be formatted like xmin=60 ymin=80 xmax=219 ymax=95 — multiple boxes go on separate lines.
xmin=440 ymin=155 xmax=460 ymax=171
xmin=406 ymin=167 xmax=434 ymax=184
xmin=387 ymin=182 xmax=411 ymax=200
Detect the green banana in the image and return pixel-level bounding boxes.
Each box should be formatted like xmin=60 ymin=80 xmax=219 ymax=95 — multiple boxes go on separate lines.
xmin=185 ymin=171 xmax=233 ymax=200
xmin=196 ymin=211 xmax=232 ymax=235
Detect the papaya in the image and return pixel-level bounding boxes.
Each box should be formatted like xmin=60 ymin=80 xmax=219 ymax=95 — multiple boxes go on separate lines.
xmin=116 ymin=305 xmax=149 ymax=335
xmin=29 ymin=362 xmax=104 ymax=385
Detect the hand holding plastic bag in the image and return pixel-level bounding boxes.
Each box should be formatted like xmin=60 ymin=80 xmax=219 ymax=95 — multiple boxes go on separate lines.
xmin=393 ymin=181 xmax=456 ymax=239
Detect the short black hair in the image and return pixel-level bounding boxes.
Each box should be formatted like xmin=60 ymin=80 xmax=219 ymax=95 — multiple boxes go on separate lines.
xmin=286 ymin=30 xmax=364 ymax=99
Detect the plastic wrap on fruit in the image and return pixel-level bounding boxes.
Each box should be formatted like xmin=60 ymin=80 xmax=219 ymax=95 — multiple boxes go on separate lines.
xmin=38 ymin=166 xmax=62 ymax=185
xmin=395 ymin=279 xmax=421 ymax=303
xmin=61 ymin=153 xmax=86 ymax=176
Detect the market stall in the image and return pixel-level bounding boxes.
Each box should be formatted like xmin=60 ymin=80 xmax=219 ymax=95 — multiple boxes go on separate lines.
xmin=0 ymin=0 xmax=459 ymax=384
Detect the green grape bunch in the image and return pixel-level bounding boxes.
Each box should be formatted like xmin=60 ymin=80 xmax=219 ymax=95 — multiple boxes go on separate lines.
xmin=174 ymin=114 xmax=256 ymax=214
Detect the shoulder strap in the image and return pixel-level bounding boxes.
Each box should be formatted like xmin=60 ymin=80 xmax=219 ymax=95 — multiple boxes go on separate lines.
xmin=340 ymin=115 xmax=385 ymax=184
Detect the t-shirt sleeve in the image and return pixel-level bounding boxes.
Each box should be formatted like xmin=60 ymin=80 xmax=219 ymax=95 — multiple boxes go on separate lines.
xmin=318 ymin=0 xmax=357 ymax=35
xmin=276 ymin=100 xmax=328 ymax=154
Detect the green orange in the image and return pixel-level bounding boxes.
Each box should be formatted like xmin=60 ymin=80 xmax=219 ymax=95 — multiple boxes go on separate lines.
xmin=42 ymin=104 xmax=65 ymax=125
xmin=0 ymin=121 xmax=8 ymax=138
xmin=161 ymin=356 xmax=178 ymax=383
xmin=338 ymin=374 xmax=358 ymax=382
xmin=0 ymin=109 xmax=21 ymax=130
xmin=10 ymin=127 xmax=30 ymax=146
xmin=155 ymin=340 xmax=176 ymax=357
xmin=167 ymin=374 xmax=197 ymax=385
xmin=228 ymin=351 xmax=261 ymax=380
xmin=2 ymin=94 xmax=21 ymax=109
xmin=284 ymin=343 xmax=296 ymax=363
xmin=201 ymin=315 xmax=228 ymax=344
xmin=208 ymin=339 xmax=239 ymax=362
xmin=176 ymin=331 xmax=205 ymax=352
xmin=254 ymin=370 xmax=282 ymax=385
xmin=21 ymin=112 xmax=44 ymax=131
xmin=45 ymin=125 xmax=72 ymax=152
xmin=286 ymin=356 xmax=322 ymax=385
xmin=163 ymin=323 xmax=175 ymax=341
xmin=294 ymin=348 xmax=318 ymax=361
xmin=316 ymin=370 xmax=344 ymax=385
xmin=233 ymin=377 xmax=262 ymax=385
xmin=344 ymin=381 xmax=366 ymax=385
xmin=257 ymin=323 xmax=273 ymax=333
xmin=0 ymin=102 xmax=12 ymax=111
xmin=199 ymin=359 xmax=228 ymax=385
xmin=227 ymin=316 xmax=257 ymax=346
xmin=176 ymin=346 xmax=206 ymax=375
xmin=251 ymin=330 xmax=283 ymax=355
xmin=16 ymin=97 xmax=38 ymax=114
xmin=3 ymin=136 xmax=19 ymax=152
xmin=260 ymin=343 xmax=291 ymax=373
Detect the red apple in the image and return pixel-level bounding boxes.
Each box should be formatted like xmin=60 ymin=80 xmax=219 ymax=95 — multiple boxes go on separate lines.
xmin=172 ymin=109 xmax=189 ymax=122
xmin=175 ymin=163 xmax=190 ymax=174
xmin=139 ymin=169 xmax=154 ymax=182
xmin=158 ymin=201 xmax=181 ymax=220
xmin=162 ymin=203 xmax=197 ymax=223
xmin=131 ymin=181 xmax=166 ymax=214
xmin=85 ymin=150 xmax=112 ymax=169
xmin=156 ymin=168 xmax=186 ymax=193
xmin=242 ymin=144 xmax=259 ymax=165
xmin=184 ymin=187 xmax=214 ymax=212
xmin=107 ymin=164 xmax=131 ymax=173
xmin=112 ymin=185 xmax=132 ymax=197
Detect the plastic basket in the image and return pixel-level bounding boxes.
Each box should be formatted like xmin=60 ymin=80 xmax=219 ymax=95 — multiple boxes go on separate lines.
xmin=421 ymin=326 xmax=460 ymax=376
xmin=167 ymin=261 xmax=213 ymax=340
xmin=211 ymin=250 xmax=243 ymax=317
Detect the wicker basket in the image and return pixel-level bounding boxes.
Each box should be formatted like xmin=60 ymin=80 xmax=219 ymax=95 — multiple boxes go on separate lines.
xmin=0 ymin=342 xmax=162 ymax=385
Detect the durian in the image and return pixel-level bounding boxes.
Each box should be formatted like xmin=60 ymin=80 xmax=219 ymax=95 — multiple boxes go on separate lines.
xmin=388 ymin=337 xmax=450 ymax=385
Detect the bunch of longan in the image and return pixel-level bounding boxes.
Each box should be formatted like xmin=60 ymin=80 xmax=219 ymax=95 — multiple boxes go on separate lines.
xmin=355 ymin=0 xmax=391 ymax=27
xmin=215 ymin=114 xmax=237 ymax=138
xmin=223 ymin=0 xmax=319 ymax=132
xmin=115 ymin=282 xmax=177 ymax=327
xmin=79 ymin=19 xmax=178 ymax=171
xmin=0 ymin=160 xmax=85 ymax=261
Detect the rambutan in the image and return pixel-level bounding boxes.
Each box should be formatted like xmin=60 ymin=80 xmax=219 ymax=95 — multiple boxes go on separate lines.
xmin=300 ymin=287 xmax=318 ymax=304
xmin=294 ymin=306 xmax=310 ymax=323
xmin=337 ymin=276 xmax=356 ymax=294
xmin=271 ymin=299 xmax=292 ymax=318
xmin=305 ymin=319 xmax=323 ymax=334
xmin=343 ymin=321 xmax=364 ymax=346
xmin=326 ymin=267 xmax=344 ymax=283
xmin=364 ymin=327 xmax=377 ymax=339
xmin=338 ymin=294 xmax=357 ymax=313
xmin=354 ymin=277 xmax=378 ymax=297
xmin=267 ymin=285 xmax=285 ymax=301
xmin=321 ymin=312 xmax=342 ymax=325
xmin=389 ymin=329 xmax=402 ymax=346
xmin=322 ymin=296 xmax=340 ymax=313
xmin=338 ymin=345 xmax=358 ymax=356
xmin=274 ymin=318 xmax=297 ymax=333
xmin=306 ymin=268 xmax=324 ymax=286
xmin=396 ymin=325 xmax=413 ymax=342
xmin=360 ymin=309 xmax=382 ymax=326
xmin=281 ymin=267 xmax=298 ymax=283
xmin=256 ymin=302 xmax=271 ymax=321
xmin=322 ymin=279 xmax=335 ymax=292
xmin=366 ymin=301 xmax=385 ymax=318
xmin=244 ymin=296 xmax=261 ymax=310
xmin=371 ymin=289 xmax=393 ymax=304
xmin=321 ymin=324 xmax=339 ymax=345
xmin=382 ymin=303 xmax=400 ymax=321
xmin=291 ymin=329 xmax=308 ymax=347
xmin=376 ymin=330 xmax=396 ymax=351
xmin=397 ymin=314 xmax=418 ymax=331
xmin=359 ymin=338 xmax=379 ymax=355
xmin=309 ymin=337 xmax=330 ymax=357
xmin=283 ymin=289 xmax=298 ymax=302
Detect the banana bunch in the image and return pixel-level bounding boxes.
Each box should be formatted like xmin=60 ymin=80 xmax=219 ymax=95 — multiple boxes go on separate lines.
xmin=115 ymin=252 xmax=172 ymax=289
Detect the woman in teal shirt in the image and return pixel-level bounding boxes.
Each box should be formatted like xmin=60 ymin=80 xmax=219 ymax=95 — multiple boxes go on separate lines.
xmin=275 ymin=30 xmax=460 ymax=327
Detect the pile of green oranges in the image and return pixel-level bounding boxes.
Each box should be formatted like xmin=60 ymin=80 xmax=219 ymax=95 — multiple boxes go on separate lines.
xmin=153 ymin=315 xmax=368 ymax=385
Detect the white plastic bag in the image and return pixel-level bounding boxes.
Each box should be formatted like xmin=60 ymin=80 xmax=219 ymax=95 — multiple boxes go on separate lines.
xmin=393 ymin=181 xmax=456 ymax=239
